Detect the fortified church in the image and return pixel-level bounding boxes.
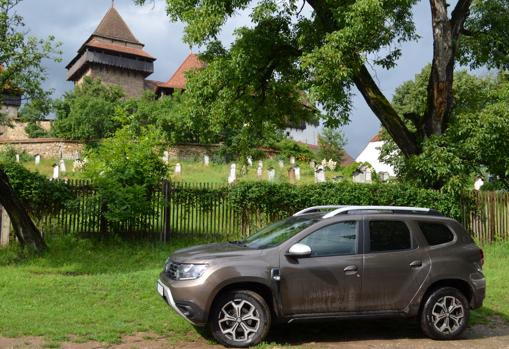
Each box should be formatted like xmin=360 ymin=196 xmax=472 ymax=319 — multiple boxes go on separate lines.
xmin=66 ymin=5 xmax=203 ymax=98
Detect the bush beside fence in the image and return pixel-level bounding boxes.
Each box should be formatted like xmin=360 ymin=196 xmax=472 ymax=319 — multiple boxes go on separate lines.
xmin=31 ymin=180 xmax=509 ymax=244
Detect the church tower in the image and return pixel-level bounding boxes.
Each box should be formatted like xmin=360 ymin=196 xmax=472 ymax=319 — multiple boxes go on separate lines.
xmin=66 ymin=5 xmax=155 ymax=97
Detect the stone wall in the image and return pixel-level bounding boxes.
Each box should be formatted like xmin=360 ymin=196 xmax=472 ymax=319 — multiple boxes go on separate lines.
xmin=0 ymin=138 xmax=84 ymax=160
xmin=167 ymin=144 xmax=219 ymax=160
xmin=0 ymin=120 xmax=52 ymax=141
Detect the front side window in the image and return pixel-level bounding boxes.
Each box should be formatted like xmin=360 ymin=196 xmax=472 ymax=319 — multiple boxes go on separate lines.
xmin=369 ymin=220 xmax=411 ymax=252
xmin=300 ymin=221 xmax=358 ymax=257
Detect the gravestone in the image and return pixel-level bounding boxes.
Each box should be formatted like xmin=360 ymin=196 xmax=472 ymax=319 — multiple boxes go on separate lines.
xmin=204 ymin=155 xmax=210 ymax=166
xmin=309 ymin=160 xmax=315 ymax=169
xmin=73 ymin=159 xmax=85 ymax=172
xmin=365 ymin=168 xmax=372 ymax=183
xmin=35 ymin=154 xmax=41 ymax=166
xmin=247 ymin=157 xmax=253 ymax=167
xmin=257 ymin=166 xmax=263 ymax=178
xmin=267 ymin=168 xmax=276 ymax=182
xmin=228 ymin=164 xmax=237 ymax=184
xmin=290 ymin=156 xmax=296 ymax=165
xmin=278 ymin=160 xmax=284 ymax=169
xmin=258 ymin=160 xmax=263 ymax=169
xmin=15 ymin=154 xmax=20 ymax=163
xmin=294 ymin=166 xmax=301 ymax=181
xmin=59 ymin=159 xmax=67 ymax=173
xmin=162 ymin=151 xmax=170 ymax=164
xmin=288 ymin=167 xmax=296 ymax=183
xmin=315 ymin=166 xmax=326 ymax=183
xmin=174 ymin=163 xmax=182 ymax=176
xmin=52 ymin=164 xmax=60 ymax=180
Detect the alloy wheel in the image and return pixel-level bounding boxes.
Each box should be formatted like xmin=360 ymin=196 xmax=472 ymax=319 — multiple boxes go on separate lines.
xmin=217 ymin=299 xmax=261 ymax=342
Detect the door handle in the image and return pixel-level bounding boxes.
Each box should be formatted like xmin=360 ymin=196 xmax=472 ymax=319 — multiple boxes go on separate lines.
xmin=344 ymin=265 xmax=358 ymax=275
xmin=410 ymin=260 xmax=422 ymax=268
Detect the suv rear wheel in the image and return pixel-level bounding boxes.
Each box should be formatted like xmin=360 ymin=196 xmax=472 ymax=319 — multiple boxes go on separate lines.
xmin=210 ymin=290 xmax=271 ymax=347
xmin=420 ymin=287 xmax=470 ymax=340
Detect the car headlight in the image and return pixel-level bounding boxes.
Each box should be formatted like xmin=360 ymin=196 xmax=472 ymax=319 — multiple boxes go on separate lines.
xmin=174 ymin=263 xmax=208 ymax=281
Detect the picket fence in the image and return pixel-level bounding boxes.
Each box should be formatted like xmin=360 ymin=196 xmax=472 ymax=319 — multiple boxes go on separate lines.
xmin=34 ymin=180 xmax=509 ymax=244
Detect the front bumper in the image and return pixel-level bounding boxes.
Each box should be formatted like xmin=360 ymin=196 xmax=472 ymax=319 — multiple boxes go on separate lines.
xmin=157 ymin=279 xmax=199 ymax=325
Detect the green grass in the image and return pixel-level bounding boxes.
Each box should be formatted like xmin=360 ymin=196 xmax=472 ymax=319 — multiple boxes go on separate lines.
xmin=0 ymin=237 xmax=507 ymax=346
xmin=0 ymin=236 xmax=203 ymax=344
xmin=470 ymin=241 xmax=509 ymax=323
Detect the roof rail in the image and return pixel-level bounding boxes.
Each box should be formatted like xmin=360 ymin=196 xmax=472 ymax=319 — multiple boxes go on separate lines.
xmin=293 ymin=205 xmax=345 ymax=216
xmin=322 ymin=205 xmax=438 ymax=219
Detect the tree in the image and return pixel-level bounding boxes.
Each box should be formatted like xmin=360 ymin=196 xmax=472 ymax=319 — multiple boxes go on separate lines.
xmin=136 ymin=0 xmax=508 ymax=159
xmin=0 ymin=0 xmax=61 ymax=252
xmin=318 ymin=127 xmax=346 ymax=162
xmin=52 ymin=77 xmax=124 ymax=141
xmin=382 ymin=67 xmax=509 ymax=191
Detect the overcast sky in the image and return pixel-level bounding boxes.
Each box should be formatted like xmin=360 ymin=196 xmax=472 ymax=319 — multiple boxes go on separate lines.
xmin=16 ymin=0 xmax=434 ymax=157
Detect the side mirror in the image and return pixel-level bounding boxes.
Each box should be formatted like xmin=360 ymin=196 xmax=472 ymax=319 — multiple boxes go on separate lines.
xmin=286 ymin=243 xmax=312 ymax=258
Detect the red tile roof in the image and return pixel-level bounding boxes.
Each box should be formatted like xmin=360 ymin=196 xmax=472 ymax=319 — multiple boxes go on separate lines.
xmin=85 ymin=39 xmax=155 ymax=60
xmin=165 ymin=53 xmax=205 ymax=89
xmin=369 ymin=134 xmax=381 ymax=142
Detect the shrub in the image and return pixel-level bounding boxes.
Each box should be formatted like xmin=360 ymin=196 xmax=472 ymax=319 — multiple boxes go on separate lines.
xmin=0 ymin=160 xmax=74 ymax=219
xmin=227 ymin=182 xmax=463 ymax=220
xmin=274 ymin=139 xmax=314 ymax=161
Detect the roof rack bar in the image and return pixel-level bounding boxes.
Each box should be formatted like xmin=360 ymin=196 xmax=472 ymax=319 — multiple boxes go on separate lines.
xmin=322 ymin=205 xmax=431 ymax=219
xmin=293 ymin=205 xmax=345 ymax=216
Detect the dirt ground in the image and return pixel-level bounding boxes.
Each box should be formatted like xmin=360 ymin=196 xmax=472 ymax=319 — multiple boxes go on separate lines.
xmin=1 ymin=318 xmax=509 ymax=349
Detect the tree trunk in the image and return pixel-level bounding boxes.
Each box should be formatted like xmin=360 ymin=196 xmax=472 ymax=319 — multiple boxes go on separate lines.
xmin=0 ymin=167 xmax=47 ymax=252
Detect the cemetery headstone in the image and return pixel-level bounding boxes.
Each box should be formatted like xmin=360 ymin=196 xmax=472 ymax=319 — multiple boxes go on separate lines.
xmin=59 ymin=159 xmax=67 ymax=173
xmin=257 ymin=166 xmax=263 ymax=178
xmin=15 ymin=154 xmax=20 ymax=163
xmin=52 ymin=164 xmax=60 ymax=180
xmin=228 ymin=164 xmax=237 ymax=184
xmin=35 ymin=154 xmax=41 ymax=166
xmin=315 ymin=165 xmax=326 ymax=183
xmin=258 ymin=160 xmax=263 ymax=169
xmin=278 ymin=160 xmax=284 ymax=169
xmin=247 ymin=157 xmax=253 ymax=167
xmin=162 ymin=151 xmax=170 ymax=164
xmin=267 ymin=168 xmax=276 ymax=182
xmin=294 ymin=166 xmax=301 ymax=181
xmin=290 ymin=156 xmax=296 ymax=165
xmin=175 ymin=163 xmax=182 ymax=176
xmin=204 ymin=155 xmax=210 ymax=166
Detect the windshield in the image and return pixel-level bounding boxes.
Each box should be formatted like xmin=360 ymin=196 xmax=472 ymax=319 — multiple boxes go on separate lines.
xmin=243 ymin=217 xmax=316 ymax=249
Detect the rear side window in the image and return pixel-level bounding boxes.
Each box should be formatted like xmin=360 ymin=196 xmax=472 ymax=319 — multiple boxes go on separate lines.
xmin=369 ymin=220 xmax=411 ymax=252
xmin=419 ymin=222 xmax=454 ymax=246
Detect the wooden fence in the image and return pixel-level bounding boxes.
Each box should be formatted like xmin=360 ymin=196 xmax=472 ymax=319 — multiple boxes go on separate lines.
xmin=32 ymin=180 xmax=509 ymax=244
xmin=463 ymin=191 xmax=509 ymax=243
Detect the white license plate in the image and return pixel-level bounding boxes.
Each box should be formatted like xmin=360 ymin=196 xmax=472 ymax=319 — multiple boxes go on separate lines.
xmin=157 ymin=282 xmax=164 ymax=297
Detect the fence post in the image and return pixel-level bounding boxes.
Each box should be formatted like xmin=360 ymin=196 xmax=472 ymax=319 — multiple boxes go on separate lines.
xmin=161 ymin=180 xmax=171 ymax=243
xmin=0 ymin=205 xmax=11 ymax=247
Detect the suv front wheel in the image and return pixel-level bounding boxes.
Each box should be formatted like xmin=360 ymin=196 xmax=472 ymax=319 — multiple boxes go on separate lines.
xmin=420 ymin=287 xmax=470 ymax=340
xmin=210 ymin=290 xmax=271 ymax=347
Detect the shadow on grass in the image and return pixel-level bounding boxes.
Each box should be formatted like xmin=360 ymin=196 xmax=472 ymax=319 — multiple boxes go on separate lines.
xmin=257 ymin=311 xmax=509 ymax=347
xmin=0 ymin=234 xmax=211 ymax=275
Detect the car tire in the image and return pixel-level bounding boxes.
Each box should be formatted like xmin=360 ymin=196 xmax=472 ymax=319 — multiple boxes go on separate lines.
xmin=209 ymin=290 xmax=271 ymax=347
xmin=420 ymin=286 xmax=470 ymax=340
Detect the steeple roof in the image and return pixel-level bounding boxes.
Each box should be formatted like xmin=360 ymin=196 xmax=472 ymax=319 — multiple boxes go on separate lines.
xmin=92 ymin=6 xmax=141 ymax=45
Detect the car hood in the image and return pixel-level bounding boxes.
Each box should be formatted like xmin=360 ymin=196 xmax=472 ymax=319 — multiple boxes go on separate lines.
xmin=170 ymin=242 xmax=258 ymax=264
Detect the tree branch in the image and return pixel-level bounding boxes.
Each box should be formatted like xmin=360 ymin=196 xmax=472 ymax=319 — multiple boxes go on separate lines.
xmin=354 ymin=65 xmax=420 ymax=157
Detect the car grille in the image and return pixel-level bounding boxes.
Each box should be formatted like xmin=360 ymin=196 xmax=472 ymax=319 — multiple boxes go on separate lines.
xmin=165 ymin=262 xmax=178 ymax=280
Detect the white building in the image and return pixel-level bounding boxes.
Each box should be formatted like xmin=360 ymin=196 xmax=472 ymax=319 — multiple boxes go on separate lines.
xmin=285 ymin=124 xmax=321 ymax=146
xmin=355 ymin=135 xmax=395 ymax=177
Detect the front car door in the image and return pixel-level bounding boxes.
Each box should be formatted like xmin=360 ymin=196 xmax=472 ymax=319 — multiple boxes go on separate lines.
xmin=279 ymin=219 xmax=363 ymax=315
xmin=360 ymin=217 xmax=431 ymax=311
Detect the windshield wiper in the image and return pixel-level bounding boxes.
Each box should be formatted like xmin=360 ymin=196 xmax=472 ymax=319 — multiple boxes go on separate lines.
xmin=229 ymin=240 xmax=248 ymax=247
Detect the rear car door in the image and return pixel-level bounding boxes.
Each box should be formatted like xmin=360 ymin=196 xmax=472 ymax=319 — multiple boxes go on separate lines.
xmin=279 ymin=220 xmax=363 ymax=315
xmin=360 ymin=217 xmax=431 ymax=311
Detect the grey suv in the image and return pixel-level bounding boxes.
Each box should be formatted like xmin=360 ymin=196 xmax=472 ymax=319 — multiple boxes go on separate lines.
xmin=157 ymin=205 xmax=486 ymax=347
